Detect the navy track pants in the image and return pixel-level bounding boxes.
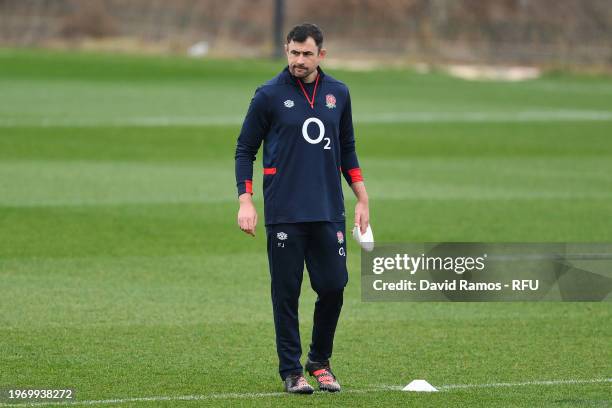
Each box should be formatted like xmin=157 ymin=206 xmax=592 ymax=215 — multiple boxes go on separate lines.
xmin=266 ymin=221 xmax=349 ymax=380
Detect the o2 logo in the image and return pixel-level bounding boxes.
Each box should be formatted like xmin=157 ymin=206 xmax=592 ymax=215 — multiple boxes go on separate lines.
xmin=302 ymin=117 xmax=331 ymax=150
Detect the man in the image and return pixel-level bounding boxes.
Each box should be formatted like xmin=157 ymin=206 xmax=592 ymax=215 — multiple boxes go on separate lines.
xmin=235 ymin=23 xmax=369 ymax=394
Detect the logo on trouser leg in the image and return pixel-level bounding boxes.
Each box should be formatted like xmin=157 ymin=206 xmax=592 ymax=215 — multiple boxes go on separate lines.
xmin=276 ymin=232 xmax=288 ymax=248
xmin=339 ymin=247 xmax=346 ymax=256
xmin=336 ymin=231 xmax=344 ymax=244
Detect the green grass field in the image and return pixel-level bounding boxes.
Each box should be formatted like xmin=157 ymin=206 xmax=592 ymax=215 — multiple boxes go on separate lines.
xmin=0 ymin=49 xmax=611 ymax=407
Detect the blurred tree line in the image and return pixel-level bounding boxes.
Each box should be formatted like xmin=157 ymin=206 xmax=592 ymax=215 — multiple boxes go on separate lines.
xmin=0 ymin=0 xmax=610 ymax=67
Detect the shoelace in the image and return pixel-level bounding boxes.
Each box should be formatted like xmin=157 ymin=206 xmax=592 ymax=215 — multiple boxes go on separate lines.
xmin=295 ymin=376 xmax=310 ymax=388
xmin=313 ymin=369 xmax=336 ymax=384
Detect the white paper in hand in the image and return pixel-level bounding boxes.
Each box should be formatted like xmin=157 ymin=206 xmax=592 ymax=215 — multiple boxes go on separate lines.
xmin=352 ymin=224 xmax=374 ymax=252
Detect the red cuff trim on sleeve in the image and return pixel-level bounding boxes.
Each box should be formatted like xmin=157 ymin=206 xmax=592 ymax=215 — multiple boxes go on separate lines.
xmin=263 ymin=167 xmax=277 ymax=175
xmin=347 ymin=168 xmax=363 ymax=183
xmin=245 ymin=180 xmax=253 ymax=194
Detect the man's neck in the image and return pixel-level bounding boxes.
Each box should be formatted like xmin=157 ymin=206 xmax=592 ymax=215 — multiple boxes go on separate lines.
xmin=301 ymin=68 xmax=319 ymax=83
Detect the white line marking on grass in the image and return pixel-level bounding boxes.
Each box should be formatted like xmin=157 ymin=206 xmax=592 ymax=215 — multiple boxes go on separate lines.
xmin=357 ymin=110 xmax=612 ymax=124
xmin=0 ymin=390 xmax=365 ymax=407
xmin=0 ymin=392 xmax=287 ymax=407
xmin=379 ymin=377 xmax=612 ymax=391
xmin=1 ymin=110 xmax=611 ymax=127
xmin=1 ymin=378 xmax=610 ymax=406
xmin=438 ymin=377 xmax=612 ymax=390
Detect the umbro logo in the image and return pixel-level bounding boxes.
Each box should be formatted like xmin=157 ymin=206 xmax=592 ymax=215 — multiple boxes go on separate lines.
xmin=284 ymin=100 xmax=294 ymax=108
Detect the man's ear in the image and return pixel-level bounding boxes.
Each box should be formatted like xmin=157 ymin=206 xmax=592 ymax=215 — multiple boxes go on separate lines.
xmin=318 ymin=48 xmax=327 ymax=59
xmin=284 ymin=44 xmax=289 ymax=54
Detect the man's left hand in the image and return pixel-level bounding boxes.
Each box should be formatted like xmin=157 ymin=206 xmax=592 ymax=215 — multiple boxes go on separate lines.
xmin=355 ymin=199 xmax=369 ymax=234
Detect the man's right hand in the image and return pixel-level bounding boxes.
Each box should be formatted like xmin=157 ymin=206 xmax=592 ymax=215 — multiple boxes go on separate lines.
xmin=237 ymin=193 xmax=257 ymax=237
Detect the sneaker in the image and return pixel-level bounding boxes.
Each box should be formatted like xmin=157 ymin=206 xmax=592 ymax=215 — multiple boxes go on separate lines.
xmin=284 ymin=373 xmax=314 ymax=394
xmin=305 ymin=358 xmax=341 ymax=392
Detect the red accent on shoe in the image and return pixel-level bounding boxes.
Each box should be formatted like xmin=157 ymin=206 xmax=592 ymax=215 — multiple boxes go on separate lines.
xmin=313 ymin=369 xmax=335 ymax=384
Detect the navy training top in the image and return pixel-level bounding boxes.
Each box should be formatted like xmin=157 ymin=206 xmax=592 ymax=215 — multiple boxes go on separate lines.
xmin=234 ymin=66 xmax=363 ymax=226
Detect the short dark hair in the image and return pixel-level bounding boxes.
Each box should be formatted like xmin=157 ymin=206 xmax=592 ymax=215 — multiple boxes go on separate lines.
xmin=286 ymin=23 xmax=323 ymax=50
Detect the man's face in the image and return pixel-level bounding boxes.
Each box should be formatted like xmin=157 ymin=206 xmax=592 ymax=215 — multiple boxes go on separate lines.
xmin=285 ymin=37 xmax=326 ymax=79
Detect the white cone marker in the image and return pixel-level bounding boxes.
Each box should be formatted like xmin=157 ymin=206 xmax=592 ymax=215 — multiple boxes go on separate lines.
xmin=402 ymin=379 xmax=438 ymax=392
